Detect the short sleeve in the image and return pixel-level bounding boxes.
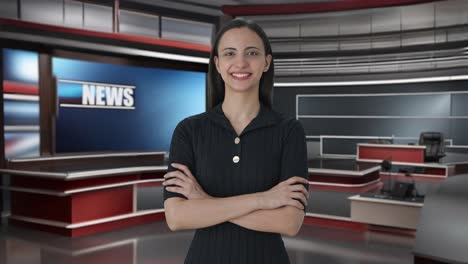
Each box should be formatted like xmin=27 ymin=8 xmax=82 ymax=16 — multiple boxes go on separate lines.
xmin=163 ymin=118 xmax=195 ymax=201
xmin=280 ymin=120 xmax=309 ymax=211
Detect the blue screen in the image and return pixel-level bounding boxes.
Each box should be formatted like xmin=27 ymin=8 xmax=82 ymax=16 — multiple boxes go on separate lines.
xmin=53 ymin=57 xmax=206 ymax=153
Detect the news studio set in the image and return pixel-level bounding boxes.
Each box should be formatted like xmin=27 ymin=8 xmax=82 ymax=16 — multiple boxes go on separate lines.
xmin=1 ymin=1 xmax=468 ymax=264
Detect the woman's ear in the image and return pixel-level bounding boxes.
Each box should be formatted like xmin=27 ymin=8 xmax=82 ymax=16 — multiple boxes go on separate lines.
xmin=264 ymin=54 xmax=272 ymax=72
xmin=214 ymin=56 xmax=221 ymax=73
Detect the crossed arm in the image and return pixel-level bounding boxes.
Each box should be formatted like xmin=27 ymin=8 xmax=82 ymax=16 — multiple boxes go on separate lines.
xmin=163 ymin=163 xmax=309 ymax=236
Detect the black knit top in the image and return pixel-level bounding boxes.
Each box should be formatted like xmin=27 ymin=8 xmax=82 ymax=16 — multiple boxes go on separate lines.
xmin=163 ymin=103 xmax=309 ymax=264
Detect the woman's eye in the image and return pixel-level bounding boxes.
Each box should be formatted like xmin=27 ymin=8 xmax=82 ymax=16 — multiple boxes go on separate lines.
xmin=224 ymin=52 xmax=234 ymax=57
xmin=247 ymin=51 xmax=259 ymax=56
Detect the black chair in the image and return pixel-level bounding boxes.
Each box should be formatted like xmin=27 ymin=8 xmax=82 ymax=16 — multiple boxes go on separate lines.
xmin=418 ymin=132 xmax=446 ymax=162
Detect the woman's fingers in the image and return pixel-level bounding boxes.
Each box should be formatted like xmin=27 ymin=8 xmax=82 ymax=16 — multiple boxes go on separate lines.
xmin=163 ymin=177 xmax=188 ymax=188
xmin=163 ymin=170 xmax=188 ymax=182
xmin=285 ymin=176 xmax=309 ymax=185
xmin=171 ymin=163 xmax=196 ymax=180
xmin=166 ymin=186 xmax=186 ymax=196
xmin=290 ymin=184 xmax=309 ymax=198
xmin=290 ymin=192 xmax=308 ymax=206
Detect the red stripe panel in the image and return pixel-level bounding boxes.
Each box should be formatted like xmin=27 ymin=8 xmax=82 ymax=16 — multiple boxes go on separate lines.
xmin=359 ymin=146 xmax=425 ymax=163
xmin=41 ymin=243 xmax=134 ymax=264
xmin=11 ymin=174 xmax=139 ymax=192
xmin=3 ymin=81 xmax=39 ymax=95
xmin=11 ymin=192 xmax=72 ymax=222
xmin=309 ymin=181 xmax=383 ymax=193
xmin=309 ymin=170 xmax=380 ymax=185
xmin=0 ymin=18 xmax=211 ymax=53
xmin=137 ymin=182 xmax=163 ymax=188
xmin=222 ymin=0 xmax=442 ymax=16
xmin=9 ymin=211 xmax=165 ymax=237
xmin=303 ymin=216 xmax=368 ymax=232
xmin=71 ymin=186 xmax=133 ymax=223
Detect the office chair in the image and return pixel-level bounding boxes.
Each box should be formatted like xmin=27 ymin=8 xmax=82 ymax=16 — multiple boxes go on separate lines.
xmin=418 ymin=132 xmax=446 ymax=162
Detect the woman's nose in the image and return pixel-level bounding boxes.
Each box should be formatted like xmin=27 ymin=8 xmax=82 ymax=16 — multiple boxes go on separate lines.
xmin=233 ymin=55 xmax=248 ymax=68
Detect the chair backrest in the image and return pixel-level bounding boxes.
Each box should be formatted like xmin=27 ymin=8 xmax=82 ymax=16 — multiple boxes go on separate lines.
xmin=419 ymin=132 xmax=446 ymax=162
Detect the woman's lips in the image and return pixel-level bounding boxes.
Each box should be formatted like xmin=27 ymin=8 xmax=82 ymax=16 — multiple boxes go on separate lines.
xmin=231 ymin=72 xmax=252 ymax=80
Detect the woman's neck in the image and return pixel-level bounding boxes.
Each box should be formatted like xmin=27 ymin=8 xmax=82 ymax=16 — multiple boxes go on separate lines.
xmin=221 ymin=93 xmax=261 ymax=123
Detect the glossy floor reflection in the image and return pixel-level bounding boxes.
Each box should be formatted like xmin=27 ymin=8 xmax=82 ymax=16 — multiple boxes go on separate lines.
xmin=0 ymin=220 xmax=414 ymax=264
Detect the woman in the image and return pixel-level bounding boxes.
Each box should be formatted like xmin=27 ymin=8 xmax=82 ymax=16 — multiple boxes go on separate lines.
xmin=163 ymin=18 xmax=309 ymax=264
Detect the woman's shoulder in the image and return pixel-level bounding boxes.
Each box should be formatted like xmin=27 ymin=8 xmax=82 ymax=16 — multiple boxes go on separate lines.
xmin=270 ymin=109 xmax=303 ymax=130
xmin=174 ymin=111 xmax=211 ymax=130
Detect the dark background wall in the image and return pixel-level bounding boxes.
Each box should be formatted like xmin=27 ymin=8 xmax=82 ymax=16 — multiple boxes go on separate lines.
xmin=273 ymin=80 xmax=468 ymax=150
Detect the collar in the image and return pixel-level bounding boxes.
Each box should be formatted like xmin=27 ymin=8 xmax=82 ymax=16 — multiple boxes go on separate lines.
xmin=207 ymin=103 xmax=279 ymax=136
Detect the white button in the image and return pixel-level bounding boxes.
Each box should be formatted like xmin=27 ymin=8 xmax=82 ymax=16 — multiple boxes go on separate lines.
xmin=234 ymin=137 xmax=240 ymax=144
xmin=233 ymin=156 xmax=240 ymax=163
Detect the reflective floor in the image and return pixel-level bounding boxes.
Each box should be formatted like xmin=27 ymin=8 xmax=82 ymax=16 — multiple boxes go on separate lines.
xmin=0 ymin=220 xmax=415 ymax=264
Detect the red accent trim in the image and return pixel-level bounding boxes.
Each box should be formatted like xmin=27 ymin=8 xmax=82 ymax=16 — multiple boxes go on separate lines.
xmin=9 ymin=212 xmax=165 ymax=237
xmin=11 ymin=192 xmax=72 ymax=222
xmin=222 ymin=0 xmax=442 ymax=16
xmin=0 ymin=18 xmax=211 ymax=53
xmin=303 ymin=215 xmax=368 ymax=232
xmin=3 ymin=81 xmax=39 ymax=95
xmin=140 ymin=171 xmax=166 ymax=180
xmin=368 ymin=225 xmax=416 ymax=236
xmin=309 ymin=170 xmax=380 ymax=185
xmin=309 ymin=181 xmax=383 ymax=193
xmin=11 ymin=174 xmax=140 ymax=192
xmin=358 ymin=145 xmax=425 ymax=163
xmin=137 ymin=182 xmax=163 ymax=188
xmin=11 ymin=186 xmax=133 ymax=223
xmin=71 ymin=186 xmax=133 ymax=223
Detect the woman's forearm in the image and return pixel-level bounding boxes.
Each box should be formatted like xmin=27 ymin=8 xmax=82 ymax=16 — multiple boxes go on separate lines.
xmin=229 ymin=206 xmax=304 ymax=236
xmin=164 ymin=193 xmax=262 ymax=231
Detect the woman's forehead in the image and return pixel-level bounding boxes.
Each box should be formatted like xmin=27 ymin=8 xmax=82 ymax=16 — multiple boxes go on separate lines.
xmin=217 ymin=27 xmax=265 ymax=51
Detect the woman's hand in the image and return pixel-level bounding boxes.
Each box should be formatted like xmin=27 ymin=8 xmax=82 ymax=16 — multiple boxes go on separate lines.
xmin=163 ymin=163 xmax=212 ymax=200
xmin=258 ymin=176 xmax=309 ymax=210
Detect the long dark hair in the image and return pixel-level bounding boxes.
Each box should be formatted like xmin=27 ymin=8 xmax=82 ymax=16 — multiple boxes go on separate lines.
xmin=207 ymin=18 xmax=274 ymax=109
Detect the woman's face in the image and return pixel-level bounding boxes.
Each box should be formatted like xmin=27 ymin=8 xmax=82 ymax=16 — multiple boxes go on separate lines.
xmin=214 ymin=27 xmax=272 ymax=95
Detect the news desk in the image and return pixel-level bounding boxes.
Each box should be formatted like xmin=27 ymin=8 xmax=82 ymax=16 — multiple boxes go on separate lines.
xmin=0 ymin=152 xmax=168 ymax=237
xmin=357 ymin=143 xmax=468 ymax=178
xmin=308 ymin=158 xmax=380 ymax=187
xmin=350 ymin=143 xmax=468 ymax=230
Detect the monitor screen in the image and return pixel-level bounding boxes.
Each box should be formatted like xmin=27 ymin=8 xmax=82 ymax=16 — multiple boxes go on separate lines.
xmin=53 ymin=56 xmax=206 ymax=153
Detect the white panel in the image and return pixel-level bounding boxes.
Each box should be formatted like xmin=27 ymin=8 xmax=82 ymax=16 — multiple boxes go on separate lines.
xmin=271 ymin=42 xmax=301 ymax=53
xmin=402 ymin=31 xmax=434 ymax=46
xmin=371 ymin=36 xmax=401 ymax=49
xmin=0 ymin=0 xmax=18 ymax=19
xmin=21 ymin=0 xmax=63 ymax=25
xmin=302 ymin=41 xmax=339 ymax=52
xmin=119 ymin=9 xmax=159 ymax=38
xmin=339 ymin=13 xmax=371 ymax=35
xmin=301 ymin=17 xmax=339 ymax=37
xmin=435 ymin=0 xmax=468 ymax=27
xmin=64 ymin=0 xmax=83 ymax=28
xmin=260 ymin=21 xmax=299 ymax=38
xmin=447 ymin=28 xmax=468 ymax=42
xmin=401 ymin=3 xmax=435 ymax=30
xmin=340 ymin=39 xmax=371 ymax=51
xmin=371 ymin=7 xmax=401 ymax=33
xmin=83 ymin=3 xmax=113 ymax=32
xmin=161 ymin=17 xmax=213 ymax=45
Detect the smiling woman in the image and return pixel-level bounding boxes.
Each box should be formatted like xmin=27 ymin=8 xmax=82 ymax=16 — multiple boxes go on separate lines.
xmin=163 ymin=18 xmax=309 ymax=264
